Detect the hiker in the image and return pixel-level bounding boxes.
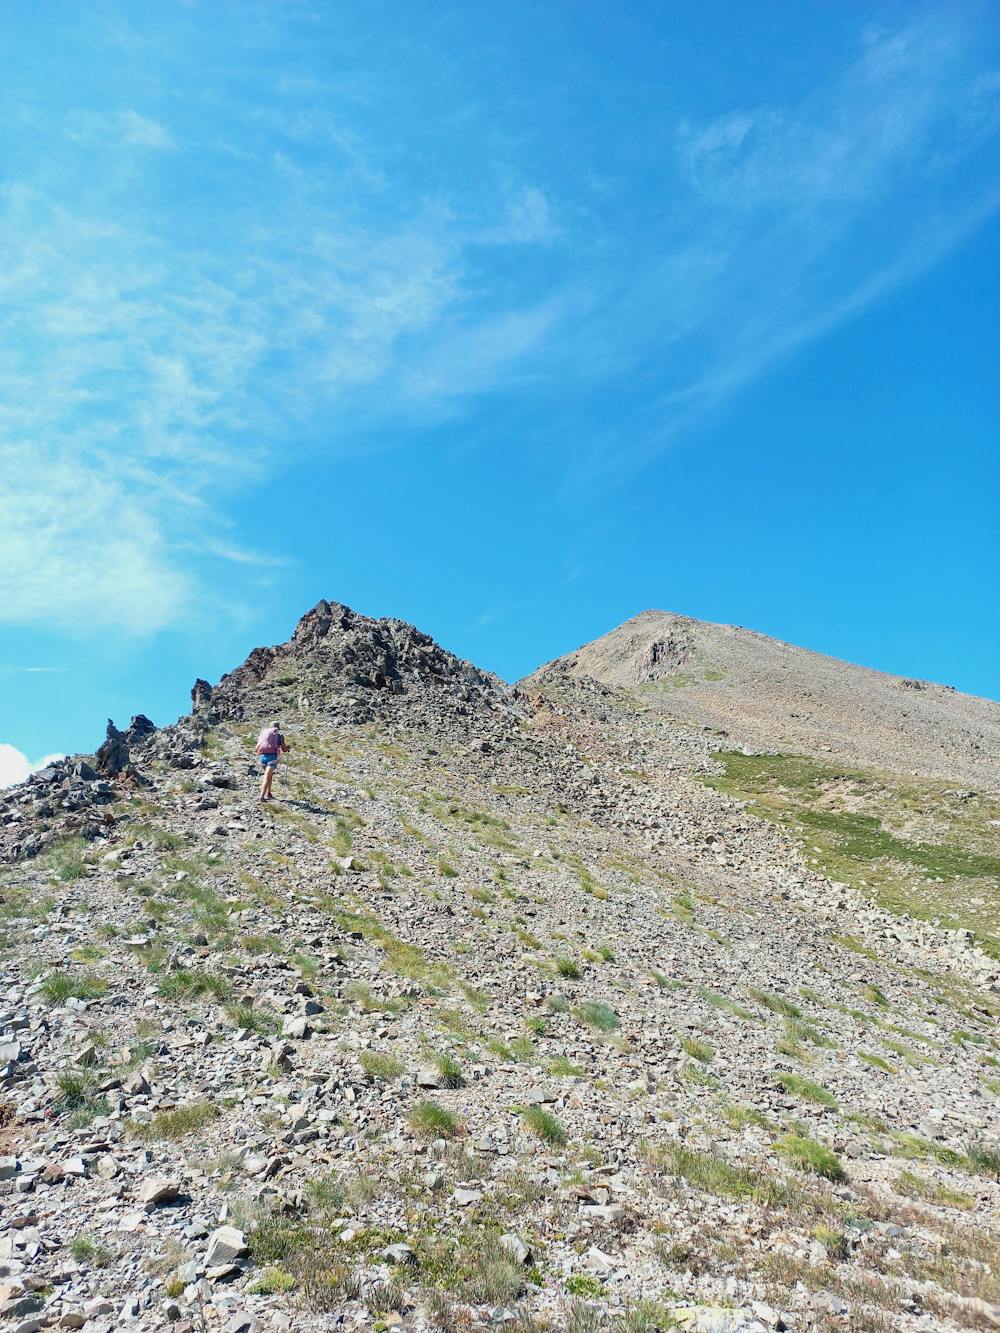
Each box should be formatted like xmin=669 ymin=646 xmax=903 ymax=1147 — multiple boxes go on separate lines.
xmin=255 ymin=720 xmax=288 ymax=803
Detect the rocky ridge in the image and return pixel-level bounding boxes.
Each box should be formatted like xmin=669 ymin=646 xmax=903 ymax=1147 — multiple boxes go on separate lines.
xmin=0 ymin=603 xmax=998 ymax=1333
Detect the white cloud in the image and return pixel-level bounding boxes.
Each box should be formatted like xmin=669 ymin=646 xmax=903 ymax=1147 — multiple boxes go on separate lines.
xmin=200 ymin=539 xmax=295 ymax=568
xmin=1 ymin=7 xmax=996 ymax=629
xmin=65 ymin=108 xmax=175 ymax=151
xmin=119 ymin=110 xmax=175 ymax=150
xmin=0 ymin=745 xmax=64 ymax=790
xmin=0 ymin=444 xmax=191 ymax=634
xmin=0 ymin=143 xmax=568 ymax=633
xmin=574 ymin=11 xmax=1000 ymax=482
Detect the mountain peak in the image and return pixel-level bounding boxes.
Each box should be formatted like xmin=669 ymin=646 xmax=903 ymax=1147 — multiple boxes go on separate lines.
xmin=196 ymin=597 xmax=521 ymax=728
xmin=526 ymin=610 xmax=1000 ymax=789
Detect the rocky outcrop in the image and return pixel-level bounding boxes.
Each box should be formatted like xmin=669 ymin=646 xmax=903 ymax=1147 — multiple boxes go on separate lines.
xmin=204 ymin=599 xmax=523 ymax=728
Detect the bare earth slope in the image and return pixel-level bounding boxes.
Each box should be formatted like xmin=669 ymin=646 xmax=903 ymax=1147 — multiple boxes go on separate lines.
xmin=0 ymin=602 xmax=998 ymax=1333
xmin=527 ymin=611 xmax=1000 ymax=791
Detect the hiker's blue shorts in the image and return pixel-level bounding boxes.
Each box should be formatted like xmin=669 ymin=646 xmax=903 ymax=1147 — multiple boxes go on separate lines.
xmin=259 ymin=753 xmax=279 ymax=768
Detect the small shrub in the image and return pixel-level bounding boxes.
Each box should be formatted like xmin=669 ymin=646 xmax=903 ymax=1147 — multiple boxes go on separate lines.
xmin=861 ymin=983 xmax=889 ymax=1007
xmin=556 ymin=957 xmax=582 ymax=980
xmin=69 ymin=1234 xmax=113 ymax=1266
xmin=777 ymin=1132 xmax=846 ymax=1181
xmin=566 ymin=1274 xmax=604 ymax=1298
xmin=248 ymin=1265 xmax=296 ymax=1295
xmin=438 ymin=858 xmax=458 ymax=878
xmin=773 ymin=1071 xmax=837 ymax=1108
xmin=574 ymin=1000 xmax=619 ymax=1032
xmin=521 ymin=1105 xmax=567 ymax=1146
xmin=966 ymin=1138 xmax=1000 ymax=1180
xmin=409 ymin=1100 xmax=459 ymax=1139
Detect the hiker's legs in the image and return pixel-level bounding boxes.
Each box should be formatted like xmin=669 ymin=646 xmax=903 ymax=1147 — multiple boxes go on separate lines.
xmin=263 ymin=764 xmax=276 ymax=798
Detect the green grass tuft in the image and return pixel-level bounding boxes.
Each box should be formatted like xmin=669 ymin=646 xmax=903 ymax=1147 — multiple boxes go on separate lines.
xmin=774 ymin=1071 xmax=838 ymax=1108
xmin=655 ymin=1144 xmax=785 ymax=1203
xmin=749 ymin=988 xmax=801 ymax=1019
xmin=359 ymin=1049 xmax=405 ymax=1080
xmin=521 ymin=1104 xmax=567 ymax=1146
xmin=409 ymin=1100 xmax=460 ymax=1139
xmin=431 ymin=1050 xmax=464 ymax=1089
xmin=681 ymin=1036 xmax=714 ymax=1063
xmin=131 ymin=1101 xmax=219 ymax=1141
xmin=777 ymin=1133 xmax=846 ymax=1181
xmin=574 ymin=1000 xmax=619 ymax=1032
xmin=40 ymin=971 xmax=107 ymax=1005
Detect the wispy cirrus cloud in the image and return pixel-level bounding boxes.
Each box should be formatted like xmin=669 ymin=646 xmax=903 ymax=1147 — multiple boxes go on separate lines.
xmin=0 ymin=666 xmax=68 ymax=674
xmin=0 ymin=114 xmax=561 ymax=631
xmin=0 ymin=6 xmax=996 ymax=634
xmin=573 ymin=11 xmax=1000 ymax=479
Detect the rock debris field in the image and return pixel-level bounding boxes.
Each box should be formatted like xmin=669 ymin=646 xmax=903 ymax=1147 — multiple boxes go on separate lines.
xmin=1 ymin=601 xmax=998 ymax=1333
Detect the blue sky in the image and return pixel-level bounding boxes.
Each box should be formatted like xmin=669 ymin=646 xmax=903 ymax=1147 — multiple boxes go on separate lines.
xmin=2 ymin=1 xmax=998 ymax=782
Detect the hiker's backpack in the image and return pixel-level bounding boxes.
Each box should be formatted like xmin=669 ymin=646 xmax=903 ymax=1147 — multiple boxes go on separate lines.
xmin=257 ymin=725 xmax=281 ymax=753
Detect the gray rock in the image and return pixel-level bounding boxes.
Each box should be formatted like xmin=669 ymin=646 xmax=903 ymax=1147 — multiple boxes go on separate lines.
xmin=499 ymin=1233 xmax=532 ymax=1264
xmin=384 ymin=1243 xmax=417 ymax=1266
xmin=137 ymin=1177 xmax=181 ymax=1206
xmin=582 ymin=1245 xmax=614 ymax=1275
xmin=281 ymin=1016 xmax=311 ymax=1040
xmin=452 ymin=1188 xmax=482 ymax=1206
xmin=0 ymin=1039 xmax=22 ymax=1065
xmin=204 ymin=1225 xmax=248 ymax=1267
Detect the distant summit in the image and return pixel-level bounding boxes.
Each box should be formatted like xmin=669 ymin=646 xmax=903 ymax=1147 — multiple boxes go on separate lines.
xmin=526 ymin=609 xmax=1000 ymax=789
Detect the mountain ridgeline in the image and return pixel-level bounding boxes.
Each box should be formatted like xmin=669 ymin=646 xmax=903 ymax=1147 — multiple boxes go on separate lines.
xmin=1 ymin=600 xmax=998 ymax=1333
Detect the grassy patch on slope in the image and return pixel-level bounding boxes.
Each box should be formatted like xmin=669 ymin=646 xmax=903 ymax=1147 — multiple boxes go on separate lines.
xmin=702 ymin=751 xmax=1000 ymax=958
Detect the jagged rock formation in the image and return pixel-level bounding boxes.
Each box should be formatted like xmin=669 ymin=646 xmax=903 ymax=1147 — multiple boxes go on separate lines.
xmin=0 ymin=602 xmax=997 ymax=1333
xmin=200 ymin=600 xmax=521 ymax=729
